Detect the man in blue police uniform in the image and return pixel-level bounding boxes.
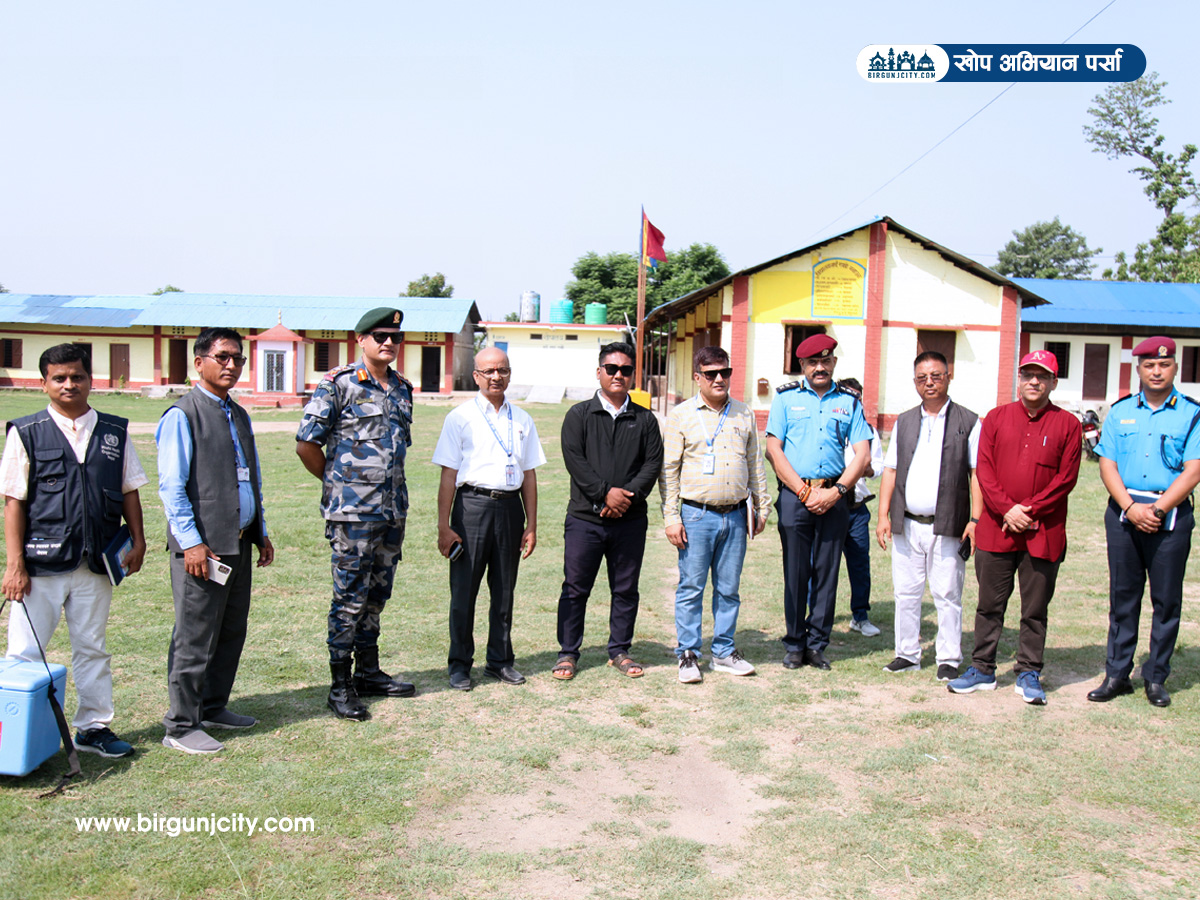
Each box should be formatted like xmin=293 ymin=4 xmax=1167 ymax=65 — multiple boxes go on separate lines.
xmin=297 ymin=307 xmax=415 ymax=720
xmin=1088 ymin=336 xmax=1200 ymax=708
xmin=766 ymin=334 xmax=872 ymax=670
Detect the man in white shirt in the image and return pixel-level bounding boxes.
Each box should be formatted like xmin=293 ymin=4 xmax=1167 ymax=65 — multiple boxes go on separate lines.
xmin=876 ymin=351 xmax=982 ymax=682
xmin=3 ymin=344 xmax=148 ymax=759
xmin=433 ymin=348 xmax=546 ymax=692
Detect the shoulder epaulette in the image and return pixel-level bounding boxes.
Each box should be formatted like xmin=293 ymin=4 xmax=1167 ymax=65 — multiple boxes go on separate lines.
xmin=838 ymin=384 xmax=862 ymax=400
xmin=776 ymin=381 xmax=801 ymax=394
xmin=394 ymin=372 xmax=414 ymax=390
xmin=1109 ymin=393 xmax=1135 ymax=409
xmin=323 ymin=364 xmax=357 ymax=383
xmin=1182 ymin=394 xmax=1200 ymax=408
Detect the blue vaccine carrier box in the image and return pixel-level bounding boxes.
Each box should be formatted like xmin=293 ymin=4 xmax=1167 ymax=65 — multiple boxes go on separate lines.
xmin=0 ymin=659 xmax=69 ymax=776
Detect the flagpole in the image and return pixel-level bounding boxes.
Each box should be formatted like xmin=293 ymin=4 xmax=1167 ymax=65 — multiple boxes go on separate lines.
xmin=635 ymin=248 xmax=647 ymax=392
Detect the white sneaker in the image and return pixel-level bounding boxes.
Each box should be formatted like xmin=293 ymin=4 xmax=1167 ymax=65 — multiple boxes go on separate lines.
xmin=678 ymin=651 xmax=703 ymax=684
xmin=711 ymin=649 xmax=756 ymax=676
xmin=162 ymin=729 xmax=224 ymax=754
xmin=849 ymin=618 xmax=881 ymax=637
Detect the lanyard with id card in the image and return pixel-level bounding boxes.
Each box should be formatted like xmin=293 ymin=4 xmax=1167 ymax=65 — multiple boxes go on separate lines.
xmin=695 ymin=401 xmax=731 ymax=476
xmin=481 ymin=400 xmax=518 ymax=487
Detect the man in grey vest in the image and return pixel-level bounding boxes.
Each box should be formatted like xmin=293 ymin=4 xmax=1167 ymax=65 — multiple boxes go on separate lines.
xmin=876 ymin=351 xmax=981 ymax=682
xmin=156 ymin=328 xmax=275 ymax=754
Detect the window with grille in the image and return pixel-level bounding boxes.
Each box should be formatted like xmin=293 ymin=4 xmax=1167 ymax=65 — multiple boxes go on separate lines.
xmin=1 ymin=339 xmax=22 ymax=368
xmin=265 ymin=351 xmax=285 ymax=392
xmin=783 ymin=325 xmax=827 ymax=374
xmin=1043 ymin=341 xmax=1071 ymax=379
xmin=315 ymin=341 xmax=338 ymax=371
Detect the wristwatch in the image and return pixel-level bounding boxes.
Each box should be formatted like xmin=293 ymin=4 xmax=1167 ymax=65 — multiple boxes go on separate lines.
xmin=1151 ymin=505 xmax=1167 ymax=521
xmin=834 ymin=483 xmax=849 ymax=497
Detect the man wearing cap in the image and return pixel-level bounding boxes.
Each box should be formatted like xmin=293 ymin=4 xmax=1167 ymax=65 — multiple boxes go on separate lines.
xmin=876 ymin=351 xmax=981 ymax=683
xmin=433 ymin=347 xmax=545 ymax=692
xmin=948 ymin=350 xmax=1081 ymax=705
xmin=297 ymin=307 xmax=415 ymax=720
xmin=1087 ymin=336 xmax=1200 ymax=708
xmin=766 ymin=333 xmax=872 ymax=670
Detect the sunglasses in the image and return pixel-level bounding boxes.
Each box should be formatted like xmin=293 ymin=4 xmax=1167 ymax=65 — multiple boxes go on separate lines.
xmin=699 ymin=367 xmax=733 ymax=381
xmin=366 ymin=331 xmax=402 ymax=344
xmin=203 ymin=354 xmax=247 ymax=367
xmin=601 ymin=364 xmax=634 ymax=377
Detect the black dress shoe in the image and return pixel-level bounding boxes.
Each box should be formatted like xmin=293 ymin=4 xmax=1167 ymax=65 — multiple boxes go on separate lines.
xmin=804 ymin=649 xmax=832 ymax=670
xmin=484 ymin=665 xmax=526 ymax=685
xmin=1086 ymin=676 xmax=1133 ymax=702
xmin=1145 ymin=682 xmax=1171 ymax=707
xmin=449 ymin=671 xmax=472 ymax=692
xmin=783 ymin=651 xmax=805 ymax=669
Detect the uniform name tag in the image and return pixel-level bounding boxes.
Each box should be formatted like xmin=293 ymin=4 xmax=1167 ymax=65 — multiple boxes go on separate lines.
xmin=702 ymin=453 xmax=716 ymax=475
xmin=236 ymin=466 xmax=250 ymax=482
xmin=505 ymin=464 xmax=517 ymax=486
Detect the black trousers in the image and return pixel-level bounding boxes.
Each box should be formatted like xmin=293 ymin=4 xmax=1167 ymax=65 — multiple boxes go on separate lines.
xmin=447 ymin=488 xmax=525 ymax=675
xmin=164 ymin=534 xmax=254 ymax=737
xmin=557 ymin=514 xmax=647 ymax=660
xmin=971 ymin=548 xmax=1061 ymax=675
xmin=1104 ymin=499 xmax=1193 ymax=683
xmin=777 ymin=489 xmax=849 ymax=654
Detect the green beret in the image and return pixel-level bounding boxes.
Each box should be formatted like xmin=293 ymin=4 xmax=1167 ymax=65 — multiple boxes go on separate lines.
xmin=356 ymin=307 xmax=404 ymax=333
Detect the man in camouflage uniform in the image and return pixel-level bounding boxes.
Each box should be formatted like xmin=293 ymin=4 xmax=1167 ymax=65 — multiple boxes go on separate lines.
xmin=296 ymin=307 xmax=415 ymax=720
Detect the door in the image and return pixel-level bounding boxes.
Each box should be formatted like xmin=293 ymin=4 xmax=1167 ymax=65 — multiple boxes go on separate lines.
xmin=110 ymin=344 xmax=130 ymax=388
xmin=1082 ymin=343 xmax=1110 ymax=401
xmin=421 ymin=346 xmax=441 ymax=393
xmin=169 ymin=339 xmax=189 ymax=384
xmin=264 ymin=350 xmax=286 ymax=392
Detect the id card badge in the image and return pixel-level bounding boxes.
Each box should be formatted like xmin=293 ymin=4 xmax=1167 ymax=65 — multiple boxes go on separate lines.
xmin=236 ymin=466 xmax=250 ymax=482
xmin=505 ymin=464 xmax=517 ymax=487
xmin=701 ymin=453 xmax=716 ymax=475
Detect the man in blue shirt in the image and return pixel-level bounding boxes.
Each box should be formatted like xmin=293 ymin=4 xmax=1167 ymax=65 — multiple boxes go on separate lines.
xmin=766 ymin=334 xmax=872 ymax=670
xmin=1088 ymin=336 xmax=1200 ymax=708
xmin=157 ymin=328 xmax=274 ymax=753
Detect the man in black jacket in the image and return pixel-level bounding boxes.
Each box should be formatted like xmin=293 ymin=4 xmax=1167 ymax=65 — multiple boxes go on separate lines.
xmin=552 ymin=343 xmax=663 ymax=680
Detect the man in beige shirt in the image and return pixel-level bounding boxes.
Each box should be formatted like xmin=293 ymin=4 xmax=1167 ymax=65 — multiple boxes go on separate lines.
xmin=660 ymin=346 xmax=770 ymax=683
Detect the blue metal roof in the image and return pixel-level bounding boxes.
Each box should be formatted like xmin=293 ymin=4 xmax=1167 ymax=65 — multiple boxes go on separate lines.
xmin=1016 ymin=279 xmax=1200 ymax=328
xmin=0 ymin=293 xmax=480 ymax=333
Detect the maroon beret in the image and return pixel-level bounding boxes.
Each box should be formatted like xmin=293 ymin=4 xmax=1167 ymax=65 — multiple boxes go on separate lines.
xmin=1132 ymin=336 xmax=1176 ymax=358
xmin=795 ymin=333 xmax=838 ymax=360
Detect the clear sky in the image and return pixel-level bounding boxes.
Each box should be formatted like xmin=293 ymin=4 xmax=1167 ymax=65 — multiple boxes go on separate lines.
xmin=2 ymin=1 xmax=1196 ymax=321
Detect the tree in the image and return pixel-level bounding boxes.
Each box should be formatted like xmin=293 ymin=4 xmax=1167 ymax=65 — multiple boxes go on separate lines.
xmin=1084 ymin=72 xmax=1200 ymax=282
xmin=151 ymin=284 xmax=184 ymax=294
xmin=405 ymin=273 xmax=453 ymax=297
xmin=994 ymin=218 xmax=1102 ymax=279
xmin=563 ymin=243 xmax=731 ymax=324
xmin=0 ymin=283 xmax=8 ymax=293
xmin=503 ymin=311 xmax=520 ymax=322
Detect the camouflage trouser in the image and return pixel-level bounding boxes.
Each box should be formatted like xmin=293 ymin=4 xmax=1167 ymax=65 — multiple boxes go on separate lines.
xmin=326 ymin=520 xmax=405 ymax=663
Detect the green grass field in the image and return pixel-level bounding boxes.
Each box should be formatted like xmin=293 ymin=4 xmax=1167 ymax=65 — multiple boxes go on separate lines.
xmin=0 ymin=392 xmax=1197 ymax=900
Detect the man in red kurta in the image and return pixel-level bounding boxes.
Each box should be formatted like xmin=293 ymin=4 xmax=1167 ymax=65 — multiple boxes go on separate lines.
xmin=948 ymin=350 xmax=1082 ymax=705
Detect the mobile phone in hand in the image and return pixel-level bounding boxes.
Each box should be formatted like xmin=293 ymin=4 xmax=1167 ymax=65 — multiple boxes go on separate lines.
xmin=957 ymin=537 xmax=972 ymax=561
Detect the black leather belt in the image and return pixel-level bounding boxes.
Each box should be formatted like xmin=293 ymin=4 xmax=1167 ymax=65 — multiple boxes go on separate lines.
xmin=904 ymin=512 xmax=936 ymax=525
xmin=461 ymin=484 xmax=520 ymax=500
xmin=799 ymin=474 xmax=842 ymax=488
xmin=682 ymin=498 xmax=747 ymax=515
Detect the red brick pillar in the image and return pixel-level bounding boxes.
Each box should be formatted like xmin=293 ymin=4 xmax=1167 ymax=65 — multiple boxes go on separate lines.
xmin=863 ymin=221 xmax=887 ymax=426
xmin=1120 ymin=335 xmax=1133 ymax=398
xmin=443 ymin=335 xmax=454 ymax=392
xmin=996 ymin=286 xmax=1019 ymax=406
xmin=730 ymin=276 xmax=750 ymax=403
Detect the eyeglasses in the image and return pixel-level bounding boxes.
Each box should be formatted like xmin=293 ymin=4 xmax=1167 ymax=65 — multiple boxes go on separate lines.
xmin=699 ymin=367 xmax=733 ymax=381
xmin=1018 ymin=370 xmax=1052 ymax=382
xmin=204 ymin=354 xmax=247 ymax=367
xmin=367 ymin=331 xmax=402 ymax=344
xmin=913 ymin=373 xmax=947 ymax=384
xmin=601 ymin=364 xmax=634 ymax=377
xmin=475 ymin=367 xmax=512 ymax=377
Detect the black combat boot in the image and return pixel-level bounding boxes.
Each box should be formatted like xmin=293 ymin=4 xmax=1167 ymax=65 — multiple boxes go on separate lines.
xmin=328 ymin=660 xmax=370 ymax=720
xmin=354 ymin=646 xmax=416 ymax=697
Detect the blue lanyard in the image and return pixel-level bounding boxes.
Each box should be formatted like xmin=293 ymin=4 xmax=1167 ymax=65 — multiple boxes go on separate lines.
xmin=479 ymin=399 xmax=513 ymax=458
xmin=694 ymin=400 xmax=731 ymax=450
xmin=220 ymin=400 xmax=248 ymax=468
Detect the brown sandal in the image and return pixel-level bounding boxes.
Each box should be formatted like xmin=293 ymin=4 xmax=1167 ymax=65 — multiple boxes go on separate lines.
xmin=552 ymin=656 xmax=577 ymax=681
xmin=608 ymin=653 xmax=644 ymax=678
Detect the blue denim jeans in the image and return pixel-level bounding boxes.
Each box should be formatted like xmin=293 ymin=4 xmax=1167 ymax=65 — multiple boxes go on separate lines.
xmin=674 ymin=503 xmax=748 ymax=659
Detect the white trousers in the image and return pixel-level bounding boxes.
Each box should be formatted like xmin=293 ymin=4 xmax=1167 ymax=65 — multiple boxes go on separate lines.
xmin=6 ymin=565 xmax=114 ymax=732
xmin=891 ymin=518 xmax=964 ymax=666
